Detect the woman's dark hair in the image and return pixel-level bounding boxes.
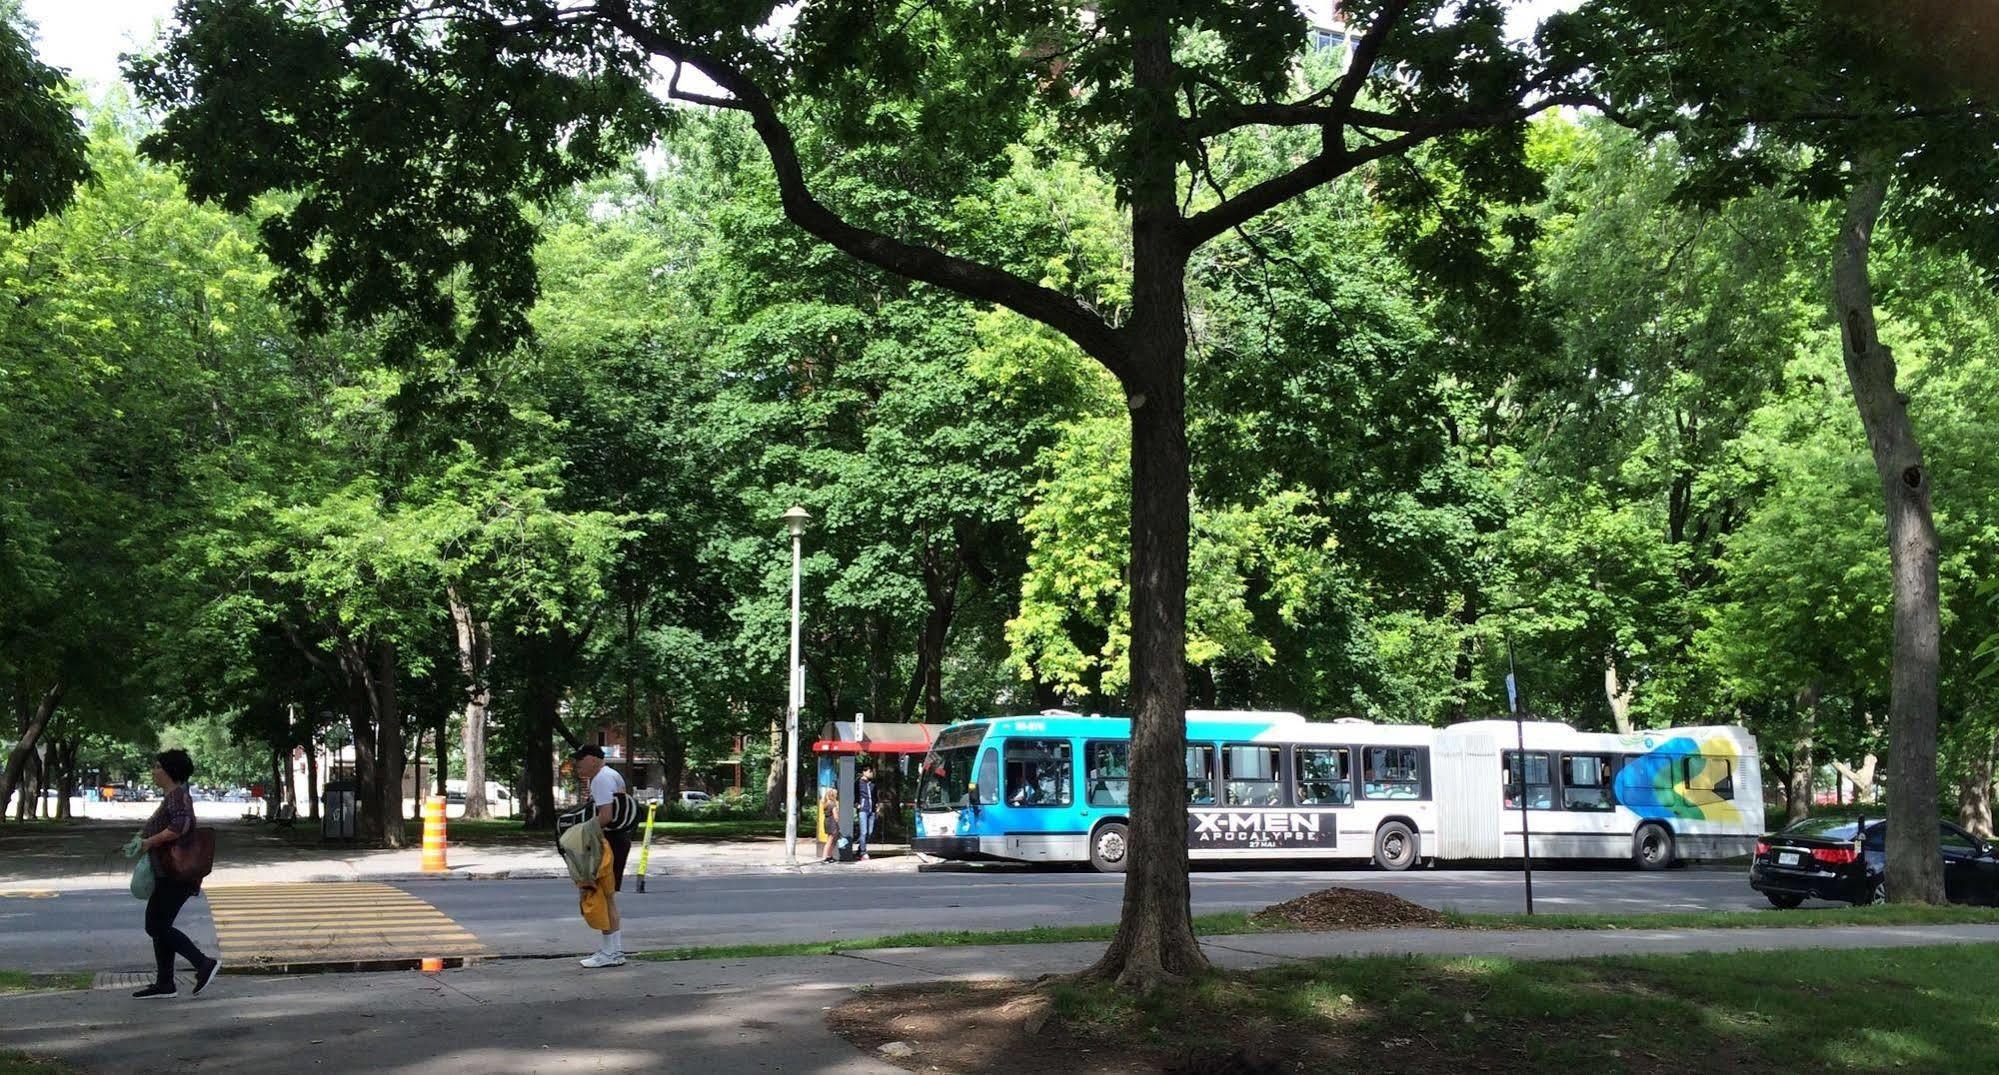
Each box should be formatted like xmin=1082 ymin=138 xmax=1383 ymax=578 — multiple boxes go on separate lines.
xmin=155 ymin=749 xmax=195 ymax=784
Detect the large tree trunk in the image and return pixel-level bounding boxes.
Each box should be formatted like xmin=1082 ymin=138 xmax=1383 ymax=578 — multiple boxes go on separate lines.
xmin=306 ymin=734 xmax=321 ymax=821
xmin=521 ymin=682 xmax=561 ymax=830
xmin=1958 ymin=722 xmax=1997 ymax=838
xmin=1 ymin=682 xmax=63 ymax=817
xmin=434 ymin=717 xmax=448 ymax=797
xmin=1834 ymin=754 xmax=1880 ymax=804
xmin=763 ymin=717 xmax=784 ymax=819
xmin=652 ymin=695 xmax=686 ymax=798
xmin=1087 ymin=26 xmax=1202 ymax=982
xmin=53 ymin=738 xmax=77 ymax=819
xmin=1786 ymin=687 xmax=1820 ymax=826
xmin=363 ymin=640 xmax=407 ymax=848
xmin=1834 ymin=162 xmax=1943 ymax=904
xmin=448 ymin=585 xmax=494 ymax=819
xmin=1604 ymin=658 xmax=1635 ymax=735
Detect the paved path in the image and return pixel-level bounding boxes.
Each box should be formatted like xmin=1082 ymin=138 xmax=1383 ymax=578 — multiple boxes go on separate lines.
xmin=6 ymin=924 xmax=1997 ymax=1074
xmin=0 ymin=866 xmax=1768 ymax=974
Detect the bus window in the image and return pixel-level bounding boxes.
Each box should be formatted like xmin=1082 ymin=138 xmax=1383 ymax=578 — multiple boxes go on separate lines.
xmin=1003 ymin=739 xmax=1072 ymax=807
xmin=1086 ymin=741 xmax=1129 ymax=806
xmin=1502 ymin=751 xmax=1553 ymax=810
xmin=1186 ymin=745 xmax=1216 ymax=806
xmin=978 ymin=748 xmax=999 ymax=805
xmin=1363 ymin=746 xmax=1423 ymax=800
xmin=1294 ymin=747 xmax=1352 ymax=806
xmin=918 ymin=745 xmax=979 ymax=809
xmin=1223 ymin=745 xmax=1284 ymax=807
xmin=1684 ymin=756 xmax=1734 ymax=802
xmin=1561 ymin=753 xmax=1613 ymax=811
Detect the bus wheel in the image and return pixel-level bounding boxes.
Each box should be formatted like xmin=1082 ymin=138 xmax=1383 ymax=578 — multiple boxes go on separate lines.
xmin=1090 ymin=822 xmax=1129 ymax=874
xmin=1633 ymin=824 xmax=1674 ymax=870
xmin=1373 ymin=822 xmax=1417 ymax=871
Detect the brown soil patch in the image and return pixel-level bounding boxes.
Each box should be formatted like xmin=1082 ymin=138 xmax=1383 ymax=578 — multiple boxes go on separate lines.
xmin=828 ymin=980 xmax=1311 ymax=1075
xmin=1248 ymin=886 xmax=1448 ymax=930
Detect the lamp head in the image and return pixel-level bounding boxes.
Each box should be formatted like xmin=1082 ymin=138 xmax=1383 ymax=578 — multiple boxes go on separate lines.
xmin=781 ymin=505 xmax=811 ymax=537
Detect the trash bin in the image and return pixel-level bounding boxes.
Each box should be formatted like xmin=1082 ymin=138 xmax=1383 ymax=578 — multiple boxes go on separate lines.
xmin=323 ymin=781 xmax=357 ymax=839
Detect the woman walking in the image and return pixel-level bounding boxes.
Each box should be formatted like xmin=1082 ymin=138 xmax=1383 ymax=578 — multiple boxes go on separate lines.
xmin=132 ymin=749 xmax=220 ymax=999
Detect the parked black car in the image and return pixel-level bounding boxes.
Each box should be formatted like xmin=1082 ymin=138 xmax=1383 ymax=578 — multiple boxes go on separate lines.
xmin=1750 ymin=815 xmax=1999 ymax=907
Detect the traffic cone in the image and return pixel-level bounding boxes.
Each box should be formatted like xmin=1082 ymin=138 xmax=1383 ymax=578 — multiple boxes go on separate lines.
xmin=421 ymin=796 xmax=448 ymax=873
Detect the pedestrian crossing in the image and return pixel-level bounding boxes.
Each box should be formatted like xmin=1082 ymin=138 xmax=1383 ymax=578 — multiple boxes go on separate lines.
xmin=203 ymin=882 xmax=487 ymax=969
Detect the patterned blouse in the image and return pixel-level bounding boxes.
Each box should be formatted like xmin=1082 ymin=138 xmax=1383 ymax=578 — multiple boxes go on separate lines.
xmin=142 ymin=785 xmax=196 ymax=842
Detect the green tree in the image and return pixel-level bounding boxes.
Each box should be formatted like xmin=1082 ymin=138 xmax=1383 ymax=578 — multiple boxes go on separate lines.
xmin=134 ymin=0 xmax=1605 ymax=984
xmin=1581 ymin=0 xmax=1999 ymax=903
xmin=0 ymin=3 xmax=90 ymax=228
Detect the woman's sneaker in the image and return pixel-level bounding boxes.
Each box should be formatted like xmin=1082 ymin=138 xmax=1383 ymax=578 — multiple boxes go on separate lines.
xmin=132 ymin=983 xmax=177 ymax=1000
xmin=193 ymin=957 xmax=222 ymax=996
xmin=578 ymin=951 xmax=626 ymax=968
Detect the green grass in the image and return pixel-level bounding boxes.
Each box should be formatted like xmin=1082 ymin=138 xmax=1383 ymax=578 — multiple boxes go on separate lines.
xmin=1452 ymin=903 xmax=1999 ymax=930
xmin=1038 ymin=944 xmax=1999 ymax=1071
xmin=0 ymin=971 xmax=90 ymax=995
xmin=0 ymin=1054 xmax=76 ymax=1075
xmin=637 ymin=911 xmax=1267 ymax=962
xmin=641 ymin=900 xmax=1999 ymax=963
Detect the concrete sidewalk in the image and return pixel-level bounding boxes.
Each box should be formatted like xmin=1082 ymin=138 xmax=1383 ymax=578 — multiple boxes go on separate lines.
xmin=7 ymin=924 xmax=1999 ymax=1074
xmin=0 ymin=819 xmax=917 ymax=893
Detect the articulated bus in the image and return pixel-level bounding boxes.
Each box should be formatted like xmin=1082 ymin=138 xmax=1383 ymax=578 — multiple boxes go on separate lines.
xmin=911 ymin=711 xmax=1760 ymax=872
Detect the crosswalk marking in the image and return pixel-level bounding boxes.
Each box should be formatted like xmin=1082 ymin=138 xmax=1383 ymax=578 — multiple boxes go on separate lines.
xmin=203 ymin=882 xmax=487 ymax=967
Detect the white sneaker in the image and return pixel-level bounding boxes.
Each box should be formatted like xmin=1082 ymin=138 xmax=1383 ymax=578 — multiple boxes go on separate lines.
xmin=579 ymin=951 xmax=626 ymax=968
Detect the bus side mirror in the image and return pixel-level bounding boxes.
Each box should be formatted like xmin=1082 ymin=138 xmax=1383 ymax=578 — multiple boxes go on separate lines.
xmin=966 ymin=782 xmax=980 ymax=813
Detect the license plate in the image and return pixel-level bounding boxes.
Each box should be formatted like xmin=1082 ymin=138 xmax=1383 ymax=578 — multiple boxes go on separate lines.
xmin=1778 ymin=851 xmax=1801 ymax=866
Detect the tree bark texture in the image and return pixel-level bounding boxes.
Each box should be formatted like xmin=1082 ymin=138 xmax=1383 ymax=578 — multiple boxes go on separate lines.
xmin=1833 ymin=162 xmax=1943 ymax=903
xmin=52 ymin=738 xmax=77 ymax=819
xmin=1786 ymin=690 xmax=1819 ymax=826
xmin=521 ymin=683 xmax=562 ymax=830
xmin=449 ymin=586 xmax=494 ymax=820
xmin=1604 ymin=658 xmax=1635 ymax=735
xmin=1 ymin=682 xmax=63 ymax=817
xmin=307 ymin=737 xmax=321 ymax=820
xmin=1958 ymin=735 xmax=1995 ymax=838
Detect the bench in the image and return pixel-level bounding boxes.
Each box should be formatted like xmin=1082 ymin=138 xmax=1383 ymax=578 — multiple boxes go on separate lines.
xmin=270 ymin=803 xmax=298 ymax=830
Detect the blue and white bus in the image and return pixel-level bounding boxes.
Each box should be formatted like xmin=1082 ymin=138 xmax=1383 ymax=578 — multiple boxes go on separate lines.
xmin=912 ymin=711 xmax=1760 ymax=872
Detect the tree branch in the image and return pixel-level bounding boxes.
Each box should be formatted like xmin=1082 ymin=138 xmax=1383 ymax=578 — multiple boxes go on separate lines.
xmin=1181 ymin=93 xmax=1591 ymax=247
xmin=598 ymin=3 xmax=1129 ymax=375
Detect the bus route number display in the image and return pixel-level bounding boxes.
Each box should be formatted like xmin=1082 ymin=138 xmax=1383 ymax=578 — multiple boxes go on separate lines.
xmin=1186 ymin=810 xmax=1337 ymax=849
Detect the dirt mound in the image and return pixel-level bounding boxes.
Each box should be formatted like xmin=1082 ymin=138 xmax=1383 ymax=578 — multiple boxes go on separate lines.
xmin=1249 ymin=886 xmax=1448 ymax=931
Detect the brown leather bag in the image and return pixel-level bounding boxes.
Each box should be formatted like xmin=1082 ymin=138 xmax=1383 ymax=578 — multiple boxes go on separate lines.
xmin=159 ymin=827 xmax=216 ymax=885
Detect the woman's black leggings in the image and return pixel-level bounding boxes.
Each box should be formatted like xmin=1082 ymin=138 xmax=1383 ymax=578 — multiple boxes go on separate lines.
xmin=145 ymin=876 xmax=208 ymax=986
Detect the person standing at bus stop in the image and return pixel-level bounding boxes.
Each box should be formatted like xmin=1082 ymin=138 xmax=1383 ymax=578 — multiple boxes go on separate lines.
xmin=854 ymin=763 xmax=878 ymax=862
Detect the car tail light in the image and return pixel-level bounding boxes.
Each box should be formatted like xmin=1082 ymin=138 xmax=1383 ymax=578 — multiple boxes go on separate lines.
xmin=1755 ymin=840 xmax=1770 ymax=856
xmin=1811 ymin=847 xmax=1859 ymax=865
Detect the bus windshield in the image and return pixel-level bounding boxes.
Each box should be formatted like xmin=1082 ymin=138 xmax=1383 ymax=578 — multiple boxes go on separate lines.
xmin=918 ymin=726 xmax=988 ymax=810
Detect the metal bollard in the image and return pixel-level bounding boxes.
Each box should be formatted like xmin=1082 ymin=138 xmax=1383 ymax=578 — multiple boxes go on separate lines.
xmin=421 ymin=795 xmax=448 ymax=873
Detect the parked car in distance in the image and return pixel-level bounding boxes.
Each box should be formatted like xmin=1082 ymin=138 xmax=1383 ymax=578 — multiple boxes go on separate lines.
xmin=444 ymin=780 xmax=515 ymax=806
xmin=112 ymin=786 xmax=151 ymax=802
xmin=677 ymin=790 xmax=712 ymax=808
xmin=1750 ymin=815 xmax=1999 ymax=907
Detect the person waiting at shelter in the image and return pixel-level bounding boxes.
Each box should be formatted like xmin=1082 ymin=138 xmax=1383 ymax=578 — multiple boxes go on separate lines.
xmin=817 ymin=783 xmax=840 ymax=862
xmin=855 ymin=763 xmax=878 ymax=862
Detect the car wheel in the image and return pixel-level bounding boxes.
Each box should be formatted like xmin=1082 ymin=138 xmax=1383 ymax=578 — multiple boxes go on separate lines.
xmin=1090 ymin=822 xmax=1129 ymax=874
xmin=1374 ymin=821 xmax=1418 ymax=872
xmin=1633 ymin=824 xmax=1674 ymax=871
xmin=1869 ymin=878 xmax=1888 ymax=905
xmin=1765 ymin=892 xmax=1804 ymax=910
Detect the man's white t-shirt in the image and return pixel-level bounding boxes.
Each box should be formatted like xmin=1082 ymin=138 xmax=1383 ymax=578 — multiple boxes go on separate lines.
xmin=589 ymin=765 xmax=627 ymax=815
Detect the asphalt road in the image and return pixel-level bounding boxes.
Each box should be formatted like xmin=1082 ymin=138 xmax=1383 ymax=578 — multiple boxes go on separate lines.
xmin=0 ymin=862 xmax=1778 ymax=974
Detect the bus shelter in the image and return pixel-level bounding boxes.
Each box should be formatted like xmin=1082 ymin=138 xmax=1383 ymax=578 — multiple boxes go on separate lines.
xmin=812 ymin=721 xmax=946 ymax=860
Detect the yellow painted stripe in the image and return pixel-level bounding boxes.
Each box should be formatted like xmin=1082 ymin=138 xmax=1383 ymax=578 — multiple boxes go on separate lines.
xmin=204 ymin=883 xmax=488 ymax=963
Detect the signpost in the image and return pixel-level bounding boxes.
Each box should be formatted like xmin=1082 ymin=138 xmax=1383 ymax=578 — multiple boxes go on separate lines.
xmin=1506 ymin=633 xmax=1535 ymax=916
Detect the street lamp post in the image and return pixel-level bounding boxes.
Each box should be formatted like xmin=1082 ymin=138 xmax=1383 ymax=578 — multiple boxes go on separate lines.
xmin=1504 ymin=624 xmax=1534 ymax=916
xmin=782 ymin=506 xmax=810 ymax=865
